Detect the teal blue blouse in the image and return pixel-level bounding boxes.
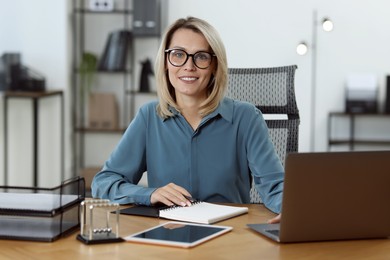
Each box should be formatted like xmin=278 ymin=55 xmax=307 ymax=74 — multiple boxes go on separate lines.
xmin=92 ymin=97 xmax=284 ymax=213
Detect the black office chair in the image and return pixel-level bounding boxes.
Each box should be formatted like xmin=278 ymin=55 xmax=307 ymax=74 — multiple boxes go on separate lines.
xmin=226 ymin=65 xmax=300 ymax=203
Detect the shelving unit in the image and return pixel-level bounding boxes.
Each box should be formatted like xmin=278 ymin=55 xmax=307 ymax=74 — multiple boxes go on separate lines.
xmin=327 ymin=112 xmax=390 ymax=151
xmin=72 ymin=0 xmax=162 ymax=184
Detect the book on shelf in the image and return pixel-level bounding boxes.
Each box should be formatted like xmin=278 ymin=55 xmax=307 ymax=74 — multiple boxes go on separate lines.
xmin=120 ymin=201 xmax=249 ymax=224
xmin=98 ymin=30 xmax=132 ymax=72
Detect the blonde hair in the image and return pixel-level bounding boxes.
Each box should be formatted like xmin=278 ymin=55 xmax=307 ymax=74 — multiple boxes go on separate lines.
xmin=155 ymin=16 xmax=228 ymax=118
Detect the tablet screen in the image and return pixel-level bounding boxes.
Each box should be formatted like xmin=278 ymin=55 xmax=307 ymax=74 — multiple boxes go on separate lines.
xmin=124 ymin=221 xmax=232 ymax=248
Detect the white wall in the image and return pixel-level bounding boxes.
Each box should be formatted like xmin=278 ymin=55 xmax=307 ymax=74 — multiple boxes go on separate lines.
xmin=1 ymin=0 xmax=390 ymax=186
xmin=0 ymin=0 xmax=72 ymax=187
xmin=167 ymin=0 xmax=390 ymax=152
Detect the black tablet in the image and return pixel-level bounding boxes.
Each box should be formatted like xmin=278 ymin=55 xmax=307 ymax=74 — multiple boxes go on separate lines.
xmin=124 ymin=221 xmax=232 ymax=248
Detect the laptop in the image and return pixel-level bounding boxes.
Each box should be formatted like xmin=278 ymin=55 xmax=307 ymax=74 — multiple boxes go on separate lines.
xmin=248 ymin=151 xmax=390 ymax=243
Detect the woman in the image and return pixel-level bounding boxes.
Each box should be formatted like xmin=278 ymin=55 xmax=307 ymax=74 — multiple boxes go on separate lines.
xmin=92 ymin=16 xmax=283 ymax=222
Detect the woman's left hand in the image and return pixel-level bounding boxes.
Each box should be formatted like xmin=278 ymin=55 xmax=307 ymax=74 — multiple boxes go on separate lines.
xmin=267 ymin=214 xmax=281 ymax=224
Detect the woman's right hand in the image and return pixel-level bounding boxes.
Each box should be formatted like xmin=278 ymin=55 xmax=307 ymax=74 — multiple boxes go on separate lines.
xmin=150 ymin=183 xmax=193 ymax=207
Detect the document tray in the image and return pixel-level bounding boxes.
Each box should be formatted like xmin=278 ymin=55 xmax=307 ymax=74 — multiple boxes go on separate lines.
xmin=0 ymin=177 xmax=85 ymax=242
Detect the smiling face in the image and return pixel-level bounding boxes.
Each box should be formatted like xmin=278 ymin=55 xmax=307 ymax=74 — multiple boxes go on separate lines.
xmin=166 ymin=28 xmax=215 ymax=105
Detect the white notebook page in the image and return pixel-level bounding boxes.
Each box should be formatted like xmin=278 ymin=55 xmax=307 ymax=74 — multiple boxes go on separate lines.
xmin=159 ymin=202 xmax=248 ymax=224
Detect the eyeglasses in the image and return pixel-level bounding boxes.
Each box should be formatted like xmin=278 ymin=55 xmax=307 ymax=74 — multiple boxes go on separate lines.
xmin=165 ymin=49 xmax=216 ymax=69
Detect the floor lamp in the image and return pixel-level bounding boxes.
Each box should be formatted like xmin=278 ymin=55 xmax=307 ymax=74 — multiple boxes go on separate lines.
xmin=296 ymin=10 xmax=333 ymax=151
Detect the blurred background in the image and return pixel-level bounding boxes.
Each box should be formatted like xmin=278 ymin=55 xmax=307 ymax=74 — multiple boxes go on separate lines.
xmin=1 ymin=0 xmax=390 ymax=188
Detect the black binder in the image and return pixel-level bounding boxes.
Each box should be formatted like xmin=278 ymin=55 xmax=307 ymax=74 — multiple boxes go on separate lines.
xmin=98 ymin=30 xmax=133 ymax=71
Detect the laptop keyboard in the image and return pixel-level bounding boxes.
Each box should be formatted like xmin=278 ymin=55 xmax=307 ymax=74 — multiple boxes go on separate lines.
xmin=266 ymin=229 xmax=280 ymax=237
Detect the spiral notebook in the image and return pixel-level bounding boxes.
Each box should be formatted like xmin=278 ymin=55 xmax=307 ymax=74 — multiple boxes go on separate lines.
xmin=120 ymin=202 xmax=248 ymax=224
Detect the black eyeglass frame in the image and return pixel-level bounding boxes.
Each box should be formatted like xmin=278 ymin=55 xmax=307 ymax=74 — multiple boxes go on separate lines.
xmin=164 ymin=49 xmax=216 ymax=69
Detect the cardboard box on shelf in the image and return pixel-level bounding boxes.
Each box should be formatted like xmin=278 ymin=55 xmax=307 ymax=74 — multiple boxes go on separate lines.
xmin=88 ymin=92 xmax=119 ymax=129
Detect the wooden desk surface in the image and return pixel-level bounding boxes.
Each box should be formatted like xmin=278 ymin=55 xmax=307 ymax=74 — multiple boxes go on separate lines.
xmin=0 ymin=204 xmax=389 ymax=260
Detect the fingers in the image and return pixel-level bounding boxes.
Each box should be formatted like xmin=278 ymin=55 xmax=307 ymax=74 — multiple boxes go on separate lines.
xmin=151 ymin=183 xmax=192 ymax=207
xmin=267 ymin=214 xmax=281 ymax=224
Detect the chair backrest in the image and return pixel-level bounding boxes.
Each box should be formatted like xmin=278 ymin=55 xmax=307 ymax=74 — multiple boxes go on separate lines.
xmin=226 ymin=65 xmax=300 ymax=203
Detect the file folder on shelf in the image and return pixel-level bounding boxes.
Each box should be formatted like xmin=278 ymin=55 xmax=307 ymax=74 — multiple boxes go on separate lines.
xmin=0 ymin=177 xmax=85 ymax=242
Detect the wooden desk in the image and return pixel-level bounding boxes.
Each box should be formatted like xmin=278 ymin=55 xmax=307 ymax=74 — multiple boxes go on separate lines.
xmin=0 ymin=204 xmax=389 ymax=259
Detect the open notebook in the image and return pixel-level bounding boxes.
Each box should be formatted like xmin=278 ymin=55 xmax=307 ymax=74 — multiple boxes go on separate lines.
xmin=120 ymin=201 xmax=248 ymax=224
